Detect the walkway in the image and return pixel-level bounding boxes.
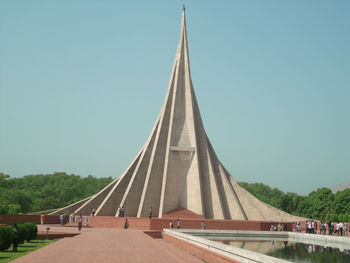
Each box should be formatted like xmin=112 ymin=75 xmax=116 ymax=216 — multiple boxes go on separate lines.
xmin=12 ymin=225 xmax=205 ymax=263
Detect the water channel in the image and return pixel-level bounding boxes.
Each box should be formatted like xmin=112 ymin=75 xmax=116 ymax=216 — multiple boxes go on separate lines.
xmin=164 ymin=229 xmax=350 ymax=263
xmin=216 ymin=239 xmax=350 ymax=263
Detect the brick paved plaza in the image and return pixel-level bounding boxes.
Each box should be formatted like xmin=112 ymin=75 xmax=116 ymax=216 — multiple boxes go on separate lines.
xmin=11 ymin=225 xmax=206 ymax=263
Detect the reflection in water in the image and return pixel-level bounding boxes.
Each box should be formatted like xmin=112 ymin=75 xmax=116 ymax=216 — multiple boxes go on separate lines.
xmin=218 ymin=240 xmax=288 ymax=255
xmin=215 ymin=240 xmax=350 ymax=263
xmin=269 ymin=243 xmax=350 ymax=263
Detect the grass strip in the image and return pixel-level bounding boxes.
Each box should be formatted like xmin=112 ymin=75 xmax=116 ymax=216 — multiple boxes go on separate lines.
xmin=0 ymin=239 xmax=58 ymax=263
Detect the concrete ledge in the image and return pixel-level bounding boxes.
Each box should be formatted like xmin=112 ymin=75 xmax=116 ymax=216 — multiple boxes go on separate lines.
xmin=163 ymin=232 xmax=239 ymax=263
xmin=288 ymin=232 xmax=350 ymax=250
xmin=164 ymin=229 xmax=350 ymax=263
xmin=164 ymin=229 xmax=290 ymax=263
xmin=174 ymin=229 xmax=350 ymax=245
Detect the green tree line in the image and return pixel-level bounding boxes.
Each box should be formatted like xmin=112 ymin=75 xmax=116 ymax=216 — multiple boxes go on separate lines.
xmin=1 ymin=172 xmax=349 ymax=221
xmin=0 ymin=172 xmax=112 ymax=214
xmin=239 ymin=182 xmax=350 ymax=222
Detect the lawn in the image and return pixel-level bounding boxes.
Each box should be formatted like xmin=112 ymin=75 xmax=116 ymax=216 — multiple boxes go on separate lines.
xmin=0 ymin=239 xmax=57 ymax=263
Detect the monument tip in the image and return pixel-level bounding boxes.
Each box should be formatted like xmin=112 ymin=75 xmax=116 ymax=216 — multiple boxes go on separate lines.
xmin=182 ymin=4 xmax=185 ymax=12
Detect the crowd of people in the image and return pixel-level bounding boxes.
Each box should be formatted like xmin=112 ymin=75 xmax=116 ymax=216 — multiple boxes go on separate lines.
xmin=291 ymin=220 xmax=349 ymax=236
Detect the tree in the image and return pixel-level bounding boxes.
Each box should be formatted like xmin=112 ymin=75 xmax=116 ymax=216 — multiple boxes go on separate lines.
xmin=0 ymin=172 xmax=113 ymax=214
xmin=238 ymin=182 xmax=350 ymax=220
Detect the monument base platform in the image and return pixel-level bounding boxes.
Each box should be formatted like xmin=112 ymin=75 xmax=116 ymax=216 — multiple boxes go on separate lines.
xmin=75 ymin=216 xmax=293 ymax=231
xmin=1 ymin=213 xmax=294 ymax=231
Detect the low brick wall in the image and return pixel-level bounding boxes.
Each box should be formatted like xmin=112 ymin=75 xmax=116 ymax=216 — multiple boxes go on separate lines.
xmin=0 ymin=214 xmax=63 ymax=225
xmin=37 ymin=232 xmax=80 ymax=240
xmin=87 ymin=216 xmax=150 ymax=229
xmin=144 ymin=231 xmax=163 ymax=239
xmin=150 ymin=218 xmax=292 ymax=231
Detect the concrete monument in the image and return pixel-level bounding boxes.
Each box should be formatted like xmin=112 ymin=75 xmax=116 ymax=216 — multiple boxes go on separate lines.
xmin=50 ymin=7 xmax=301 ymax=221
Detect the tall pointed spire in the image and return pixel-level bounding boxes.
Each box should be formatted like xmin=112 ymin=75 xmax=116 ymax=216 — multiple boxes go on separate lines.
xmin=49 ymin=8 xmax=302 ymax=222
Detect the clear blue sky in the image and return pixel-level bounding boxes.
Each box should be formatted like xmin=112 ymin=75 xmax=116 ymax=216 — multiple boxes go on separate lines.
xmin=1 ymin=0 xmax=349 ymax=194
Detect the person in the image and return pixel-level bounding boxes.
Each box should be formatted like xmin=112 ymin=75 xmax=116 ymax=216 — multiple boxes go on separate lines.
xmin=339 ymin=222 xmax=344 ymax=236
xmin=344 ymin=223 xmax=348 ymax=236
xmin=310 ymin=220 xmax=313 ymax=234
xmin=306 ymin=221 xmax=311 ymax=233
xmin=277 ymin=223 xmax=282 ymax=232
xmin=309 ymin=221 xmax=312 ymax=233
xmin=78 ymin=217 xmax=82 ymax=231
xmin=319 ymin=221 xmax=324 ymax=235
xmin=149 ymin=207 xmax=152 ymax=219
xmin=169 ymin=220 xmax=173 ymax=229
xmin=177 ymin=219 xmax=180 ymax=229
xmin=40 ymin=213 xmax=45 ymax=225
xmin=335 ymin=222 xmax=340 ymax=235
xmin=314 ymin=221 xmax=317 ymax=234
xmin=12 ymin=224 xmax=20 ymax=252
xmin=60 ymin=213 xmax=64 ymax=225
xmin=273 ymin=224 xmax=277 ymax=231
xmin=124 ymin=219 xmax=129 ymax=229
xmin=201 ymin=221 xmax=206 ymax=230
xmin=277 ymin=223 xmax=282 ymax=231
xmin=330 ymin=222 xmax=334 ymax=235
xmin=91 ymin=208 xmax=96 ymax=217
xmin=121 ymin=206 xmax=125 ymax=217
xmin=270 ymin=225 xmax=274 ymax=231
xmin=84 ymin=216 xmax=88 ymax=224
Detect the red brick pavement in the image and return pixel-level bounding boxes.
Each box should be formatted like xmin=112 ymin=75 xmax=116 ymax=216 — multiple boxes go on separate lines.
xmin=11 ymin=226 xmax=207 ymax=263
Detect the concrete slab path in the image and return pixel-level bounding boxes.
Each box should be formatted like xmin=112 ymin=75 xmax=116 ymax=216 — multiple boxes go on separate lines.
xmin=12 ymin=225 xmax=205 ymax=263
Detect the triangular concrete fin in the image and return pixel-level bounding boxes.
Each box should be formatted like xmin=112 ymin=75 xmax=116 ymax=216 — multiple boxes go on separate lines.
xmin=74 ymin=178 xmax=119 ymax=215
xmin=95 ymin=150 xmax=143 ymax=216
xmin=48 ymin=195 xmax=94 ymax=215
